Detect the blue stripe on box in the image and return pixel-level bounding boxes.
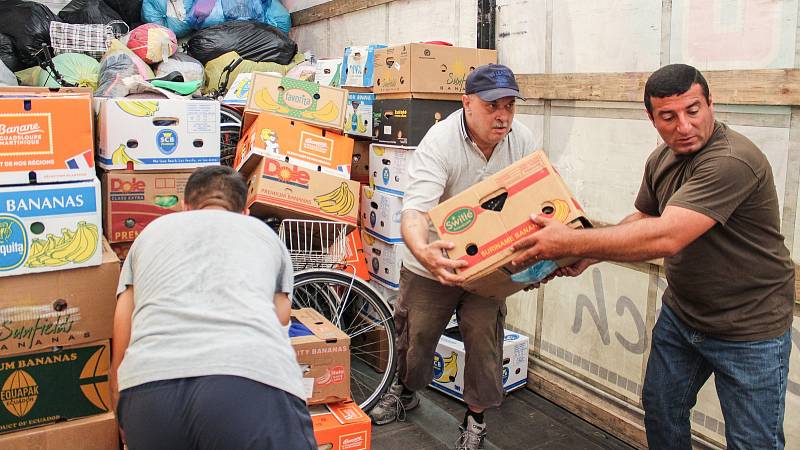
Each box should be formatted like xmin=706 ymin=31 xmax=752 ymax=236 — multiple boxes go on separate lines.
xmin=363 ymin=228 xmax=403 ymax=244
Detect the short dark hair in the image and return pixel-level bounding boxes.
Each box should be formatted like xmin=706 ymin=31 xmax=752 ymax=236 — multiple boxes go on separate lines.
xmin=184 ymin=166 xmax=247 ymax=212
xmin=644 ymin=64 xmax=710 ymax=114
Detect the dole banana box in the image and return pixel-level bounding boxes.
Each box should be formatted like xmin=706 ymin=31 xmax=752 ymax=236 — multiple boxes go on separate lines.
xmin=0 ymin=239 xmax=118 ymax=357
xmin=0 ymin=411 xmax=118 ymax=450
xmin=0 ymin=178 xmax=103 ymax=278
xmin=430 ymin=321 xmax=529 ymax=402
xmin=350 ymin=140 xmax=370 ymax=184
xmin=315 ymin=58 xmax=343 ymax=87
xmin=0 ymin=340 xmax=111 ymax=434
xmin=359 ymin=186 xmax=402 ymax=244
xmin=369 ymin=144 xmax=413 ymax=196
xmin=236 ymin=111 xmax=354 ymax=179
xmin=245 ymin=72 xmax=348 ymax=131
xmin=241 ymin=154 xmax=360 ymax=228
xmin=0 ymin=87 xmax=94 ymax=186
xmin=374 ymin=97 xmax=461 ymax=147
xmin=101 ymin=170 xmax=192 ymax=243
xmin=310 ymin=401 xmax=371 ymax=450
xmin=373 ymin=44 xmax=497 ymax=95
xmin=341 ymin=45 xmax=387 ymax=88
xmin=427 ymin=150 xmax=591 ymax=299
xmin=344 ymin=92 xmax=376 ymax=138
xmin=290 ymin=308 xmax=351 ymax=405
xmin=96 ymin=98 xmax=220 ymax=170
xmin=361 ymin=231 xmax=404 ymax=290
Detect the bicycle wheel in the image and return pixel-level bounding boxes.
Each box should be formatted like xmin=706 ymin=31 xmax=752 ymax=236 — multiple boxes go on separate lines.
xmin=293 ymin=269 xmax=397 ymax=411
xmin=219 ymin=104 xmax=242 ymax=167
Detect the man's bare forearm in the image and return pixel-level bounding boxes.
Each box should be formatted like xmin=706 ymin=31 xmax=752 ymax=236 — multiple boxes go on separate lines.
xmin=401 ymin=209 xmax=431 ymax=259
xmin=569 ymin=216 xmax=677 ymax=262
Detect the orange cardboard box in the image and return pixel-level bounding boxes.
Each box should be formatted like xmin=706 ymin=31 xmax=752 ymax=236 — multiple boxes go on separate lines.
xmin=310 ymin=401 xmax=371 ymax=450
xmin=340 ymin=228 xmax=370 ymax=281
xmin=236 ymin=111 xmax=354 ymax=179
xmin=427 ymin=150 xmax=591 ymax=299
xmin=0 ymin=87 xmax=94 ymax=185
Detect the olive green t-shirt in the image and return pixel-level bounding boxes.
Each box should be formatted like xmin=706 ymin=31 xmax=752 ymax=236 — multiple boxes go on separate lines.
xmin=635 ymin=121 xmax=795 ymax=341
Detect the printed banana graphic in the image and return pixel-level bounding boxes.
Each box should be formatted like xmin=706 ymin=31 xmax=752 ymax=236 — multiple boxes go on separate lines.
xmin=357 ymin=117 xmax=367 ymax=133
xmin=253 ymin=88 xmax=280 ymax=112
xmin=434 ymin=352 xmax=459 ymax=383
xmin=116 ymin=100 xmax=159 ymax=117
xmin=112 ymin=144 xmax=141 ymax=166
xmin=26 ymin=222 xmax=99 ymax=268
xmin=548 ymin=199 xmax=570 ymax=223
xmin=310 ymin=101 xmax=339 ymax=123
xmin=315 ymin=182 xmax=355 ymax=216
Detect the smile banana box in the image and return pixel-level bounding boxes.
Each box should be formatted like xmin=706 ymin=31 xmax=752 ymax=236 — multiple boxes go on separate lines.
xmin=427 ymin=150 xmax=591 ymax=299
xmin=0 ymin=178 xmax=103 ymax=278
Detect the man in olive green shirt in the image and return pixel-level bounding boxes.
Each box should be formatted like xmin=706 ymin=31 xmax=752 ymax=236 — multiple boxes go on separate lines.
xmin=512 ymin=64 xmax=794 ymax=449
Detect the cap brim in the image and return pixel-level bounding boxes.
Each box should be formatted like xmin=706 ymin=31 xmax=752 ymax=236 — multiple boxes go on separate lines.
xmin=475 ymin=88 xmax=525 ymax=102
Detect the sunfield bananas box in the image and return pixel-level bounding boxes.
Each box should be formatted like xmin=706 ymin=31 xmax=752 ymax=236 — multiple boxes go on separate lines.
xmin=236 ymin=112 xmax=354 ymax=179
xmin=101 ymin=170 xmax=192 ymax=243
xmin=310 ymin=401 xmax=371 ymax=450
xmin=374 ymin=44 xmax=497 ymax=95
xmin=0 ymin=239 xmax=118 ymax=356
xmin=431 ymin=322 xmax=529 ymax=402
xmin=360 ymin=186 xmax=402 ymax=244
xmin=290 ymin=308 xmax=351 ymax=405
xmin=0 ymin=412 xmax=118 ymax=450
xmin=0 ymin=87 xmax=94 ymax=186
xmin=341 ymin=45 xmax=386 ymax=88
xmin=344 ymin=92 xmax=376 ymax=138
xmin=0 ymin=340 xmax=111 ymax=434
xmin=427 ymin=151 xmax=591 ymax=299
xmin=361 ymin=231 xmax=404 ymax=290
xmin=240 ymin=154 xmax=360 ymax=228
xmin=369 ymin=144 xmax=413 ymax=196
xmin=0 ymin=178 xmax=103 ymax=277
xmin=96 ymin=98 xmax=220 ymax=170
xmin=374 ymin=97 xmax=461 ymax=147
xmin=245 ymin=72 xmax=348 ymax=131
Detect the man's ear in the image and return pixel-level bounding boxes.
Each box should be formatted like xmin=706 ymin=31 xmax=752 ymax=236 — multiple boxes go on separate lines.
xmin=182 ymin=200 xmax=193 ymax=211
xmin=243 ymin=207 xmax=251 ymax=216
xmin=462 ymin=94 xmax=470 ymax=112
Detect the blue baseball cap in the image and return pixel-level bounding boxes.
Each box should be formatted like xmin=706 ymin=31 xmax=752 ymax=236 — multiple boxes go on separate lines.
xmin=465 ymin=64 xmax=524 ymax=101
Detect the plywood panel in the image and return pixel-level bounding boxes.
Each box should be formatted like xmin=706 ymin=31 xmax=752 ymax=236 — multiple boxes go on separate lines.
xmin=328 ymin=5 xmax=388 ymax=50
xmin=549 ymin=115 xmax=658 ymax=224
xmin=727 ymin=124 xmax=791 ymax=216
xmin=670 ymin=0 xmax=799 ymax=70
xmin=506 ymin=289 xmax=537 ymax=338
xmin=552 ymin=0 xmax=661 ymax=73
xmin=496 ymin=0 xmax=547 ymax=73
xmin=540 ymin=263 xmax=651 ymax=403
xmin=290 ymin=0 xmax=394 ymax=25
xmin=386 ymin=0 xmax=459 ymax=45
xmin=289 ymin=20 xmax=331 ymax=56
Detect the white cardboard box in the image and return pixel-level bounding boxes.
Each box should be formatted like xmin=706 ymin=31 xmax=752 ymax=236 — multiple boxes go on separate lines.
xmin=369 ymin=144 xmax=413 ymax=197
xmin=360 ymin=185 xmax=402 ymax=244
xmin=315 ymin=59 xmax=342 ymax=87
xmin=222 ymin=72 xmax=253 ymax=107
xmin=344 ymin=92 xmax=375 ymax=138
xmin=361 ymin=230 xmax=404 ymax=290
xmin=341 ymin=45 xmax=386 ymax=87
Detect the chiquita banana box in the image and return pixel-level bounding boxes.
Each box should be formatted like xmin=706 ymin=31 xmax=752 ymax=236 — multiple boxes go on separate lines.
xmin=96 ymin=98 xmax=220 ymax=170
xmin=0 ymin=178 xmax=102 ymax=277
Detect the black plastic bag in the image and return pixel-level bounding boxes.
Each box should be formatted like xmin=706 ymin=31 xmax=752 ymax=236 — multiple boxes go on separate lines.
xmin=0 ymin=33 xmax=22 ymax=73
xmin=187 ymin=20 xmax=297 ymax=65
xmin=0 ymin=1 xmax=60 ymax=69
xmin=104 ymin=0 xmax=143 ymax=27
xmin=58 ymin=0 xmax=124 ymax=26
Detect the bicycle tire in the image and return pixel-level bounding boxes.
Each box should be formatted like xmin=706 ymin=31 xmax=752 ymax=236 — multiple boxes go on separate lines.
xmin=292 ymin=269 xmax=397 ymax=412
xmin=219 ymin=104 xmax=242 ymax=167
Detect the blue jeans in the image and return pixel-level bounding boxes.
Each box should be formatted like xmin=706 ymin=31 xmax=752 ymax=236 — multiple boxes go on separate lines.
xmin=642 ymin=305 xmax=791 ymax=450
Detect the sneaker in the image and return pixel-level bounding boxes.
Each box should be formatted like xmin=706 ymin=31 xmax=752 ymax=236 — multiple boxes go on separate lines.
xmin=368 ymin=382 xmax=420 ymax=425
xmin=454 ymin=415 xmax=486 ymax=450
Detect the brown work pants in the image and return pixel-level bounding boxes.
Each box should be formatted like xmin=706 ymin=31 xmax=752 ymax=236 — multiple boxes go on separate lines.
xmin=394 ymin=267 xmax=506 ymax=409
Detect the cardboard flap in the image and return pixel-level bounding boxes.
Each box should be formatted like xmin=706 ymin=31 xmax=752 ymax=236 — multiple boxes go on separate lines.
xmin=291 ymin=308 xmax=349 ymax=343
xmin=327 ymin=401 xmax=368 ymax=425
xmin=0 ymin=87 xmax=93 ymax=98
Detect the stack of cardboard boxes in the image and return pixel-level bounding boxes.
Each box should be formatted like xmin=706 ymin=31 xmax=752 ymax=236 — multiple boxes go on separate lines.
xmin=0 ymin=87 xmax=120 ymax=448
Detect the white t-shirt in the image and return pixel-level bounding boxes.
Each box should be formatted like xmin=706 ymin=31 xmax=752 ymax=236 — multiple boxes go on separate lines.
xmin=116 ymin=209 xmax=305 ymax=401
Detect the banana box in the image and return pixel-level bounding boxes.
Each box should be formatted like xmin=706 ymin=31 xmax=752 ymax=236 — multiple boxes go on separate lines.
xmin=245 ymin=72 xmax=349 ymax=131
xmin=369 ymin=144 xmax=413 ymax=197
xmin=350 ymin=140 xmax=370 ymax=184
xmin=344 ymin=92 xmax=376 ymax=138
xmin=0 ymin=87 xmax=94 ymax=186
xmin=236 ymin=111 xmax=354 ymax=179
xmin=101 ymin=170 xmax=192 ymax=243
xmin=290 ymin=308 xmax=351 ymax=405
xmin=315 ymin=59 xmax=342 ymax=87
xmin=222 ymin=72 xmax=253 ymax=107
xmin=0 ymin=412 xmax=118 ymax=450
xmin=241 ymin=154 xmax=360 ymax=228
xmin=361 ymin=231 xmax=404 ymax=290
xmin=359 ymin=186 xmax=402 ymax=244
xmin=0 ymin=178 xmax=103 ymax=278
xmin=341 ymin=45 xmax=386 ymax=88
xmin=96 ymin=98 xmax=220 ymax=170
xmin=340 ymin=228 xmax=370 ymax=281
xmin=373 ymin=97 xmax=462 ymax=147
xmin=0 ymin=340 xmax=111 ymax=435
xmin=430 ymin=325 xmax=529 ymax=402
xmin=310 ymin=401 xmax=371 ymax=450
xmin=427 ymin=150 xmax=592 ymax=299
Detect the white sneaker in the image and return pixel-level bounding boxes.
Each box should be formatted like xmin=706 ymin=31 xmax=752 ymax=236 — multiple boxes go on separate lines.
xmin=454 ymin=415 xmax=486 ymax=450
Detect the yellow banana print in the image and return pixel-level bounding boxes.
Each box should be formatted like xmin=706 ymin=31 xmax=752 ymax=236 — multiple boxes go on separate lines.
xmin=116 ymin=100 xmax=159 ymax=117
xmin=26 ymin=221 xmax=99 ymax=268
xmin=112 ymin=144 xmax=141 ymax=166
xmin=314 ymin=182 xmax=355 ymax=216
xmin=434 ymin=352 xmax=459 ymax=383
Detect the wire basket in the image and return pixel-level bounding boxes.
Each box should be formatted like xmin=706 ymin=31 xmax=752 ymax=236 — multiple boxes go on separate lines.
xmin=278 ymin=219 xmax=349 ymax=269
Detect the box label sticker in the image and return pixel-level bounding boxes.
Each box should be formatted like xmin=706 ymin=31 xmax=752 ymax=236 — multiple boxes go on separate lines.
xmin=0 ymin=114 xmax=52 ymax=157
xmin=299 ymin=131 xmax=335 ymax=162
xmin=442 ymin=207 xmax=476 ymax=234
xmin=156 ymin=129 xmax=178 ymax=155
xmin=340 ymin=432 xmax=367 ymax=450
xmin=0 ymin=216 xmax=27 ymax=271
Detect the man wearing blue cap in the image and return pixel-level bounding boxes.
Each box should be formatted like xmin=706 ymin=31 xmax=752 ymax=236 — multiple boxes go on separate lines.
xmin=369 ymin=64 xmax=537 ymax=450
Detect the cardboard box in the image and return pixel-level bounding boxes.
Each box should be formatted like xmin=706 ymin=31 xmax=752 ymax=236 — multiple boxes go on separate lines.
xmin=374 ymin=98 xmax=461 ymax=147
xmin=0 ymin=87 xmax=94 ymax=186
xmin=361 ymin=231 xmax=404 ymax=290
xmin=427 ymin=151 xmax=591 ymax=299
xmin=368 ymin=279 xmax=398 ymax=307
xmin=0 ymin=178 xmax=103 ymax=277
xmin=310 ymin=401 xmax=371 ymax=450
xmin=96 ymin=98 xmax=220 ymax=170
xmin=350 ymin=325 xmax=390 ymax=373
xmin=101 ymin=170 xmax=192 ymax=243
xmin=350 ymin=140 xmax=370 ymax=183
xmin=344 ymin=92 xmax=376 ymax=138
xmin=0 ymin=412 xmax=118 ymax=450
xmin=222 ymin=72 xmax=253 ymax=107
xmin=0 ymin=239 xmax=118 ymax=356
xmin=0 ymin=340 xmax=111 ymax=434
xmin=246 ymin=73 xmax=348 ymax=131
xmin=360 ymin=186 xmax=402 ymax=244
xmin=341 ymin=45 xmax=387 ymax=88
xmin=316 ymin=59 xmax=343 ymax=87
xmin=110 ymin=241 xmax=131 ymax=263
xmin=237 ymin=112 xmax=354 ymax=179
xmin=430 ymin=321 xmax=529 ymax=402
xmin=241 ymin=154 xmax=360 ymax=228
xmin=290 ymin=308 xmax=351 ymax=405
xmin=374 ymin=44 xmax=497 ymax=95
xmin=341 ymin=228 xmax=370 ymax=281
xmin=369 ymin=144 xmax=413 ymax=196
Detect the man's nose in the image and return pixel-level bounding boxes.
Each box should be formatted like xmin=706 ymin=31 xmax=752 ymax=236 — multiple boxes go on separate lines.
xmin=676 ymin=113 xmax=692 ymax=134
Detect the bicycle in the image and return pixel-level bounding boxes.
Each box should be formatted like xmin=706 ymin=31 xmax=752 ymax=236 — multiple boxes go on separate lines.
xmin=32 ymin=43 xmax=76 ymax=87
xmin=278 ymin=219 xmax=397 ymax=411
